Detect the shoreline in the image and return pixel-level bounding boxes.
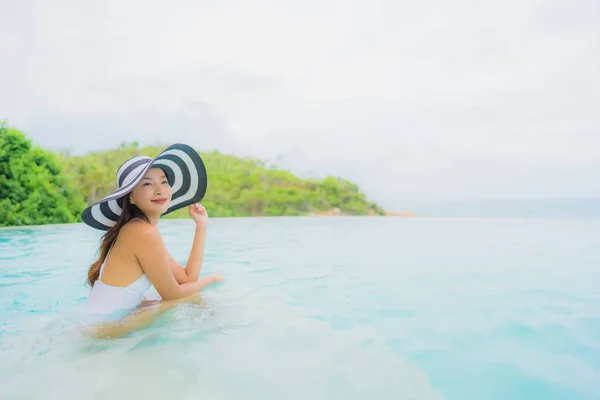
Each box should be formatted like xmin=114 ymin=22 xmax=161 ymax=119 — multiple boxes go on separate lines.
xmin=0 ymin=211 xmax=420 ymax=230
xmin=0 ymin=215 xmax=600 ymax=232
xmin=5 ymin=205 xmax=597 ymax=230
xmin=4 ymin=212 xmax=597 ymax=230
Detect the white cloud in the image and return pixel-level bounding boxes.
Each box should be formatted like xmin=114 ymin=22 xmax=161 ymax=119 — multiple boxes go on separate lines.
xmin=1 ymin=0 xmax=599 ymax=206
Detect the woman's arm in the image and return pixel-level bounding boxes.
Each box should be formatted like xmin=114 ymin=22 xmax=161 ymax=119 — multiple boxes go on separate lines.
xmin=181 ymin=225 xmax=207 ymax=281
xmin=83 ymin=292 xmax=207 ymax=339
xmin=168 ymin=255 xmax=191 ymax=284
xmin=134 ymin=224 xmax=217 ymax=301
xmin=168 ymin=204 xmax=209 ymax=283
xmin=167 ymin=231 xmax=205 ymax=283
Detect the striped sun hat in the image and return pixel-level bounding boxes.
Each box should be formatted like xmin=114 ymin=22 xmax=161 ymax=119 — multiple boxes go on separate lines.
xmin=81 ymin=143 xmax=207 ymax=230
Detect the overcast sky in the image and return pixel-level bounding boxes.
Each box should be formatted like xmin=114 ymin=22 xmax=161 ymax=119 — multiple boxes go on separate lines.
xmin=1 ymin=0 xmax=599 ymax=207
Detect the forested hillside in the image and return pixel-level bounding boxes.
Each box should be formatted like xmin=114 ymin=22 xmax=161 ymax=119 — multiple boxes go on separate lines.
xmin=58 ymin=143 xmax=387 ymax=219
xmin=0 ymin=123 xmax=386 ymax=227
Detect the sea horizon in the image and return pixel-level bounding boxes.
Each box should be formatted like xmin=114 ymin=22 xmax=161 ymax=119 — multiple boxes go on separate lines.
xmin=387 ymin=197 xmax=600 ymax=221
xmin=0 ymin=197 xmax=598 ymax=231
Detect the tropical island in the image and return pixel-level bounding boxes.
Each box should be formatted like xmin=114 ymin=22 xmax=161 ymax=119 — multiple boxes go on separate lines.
xmin=0 ymin=122 xmax=389 ymax=228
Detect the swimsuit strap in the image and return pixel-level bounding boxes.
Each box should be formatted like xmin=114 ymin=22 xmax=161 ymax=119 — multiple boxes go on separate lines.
xmin=98 ymin=241 xmax=116 ymax=279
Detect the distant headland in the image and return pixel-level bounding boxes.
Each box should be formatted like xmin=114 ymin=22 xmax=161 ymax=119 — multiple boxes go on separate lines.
xmin=0 ymin=122 xmax=411 ymax=228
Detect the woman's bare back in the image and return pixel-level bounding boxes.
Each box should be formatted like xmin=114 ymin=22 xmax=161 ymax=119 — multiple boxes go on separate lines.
xmin=98 ymin=220 xmax=152 ymax=288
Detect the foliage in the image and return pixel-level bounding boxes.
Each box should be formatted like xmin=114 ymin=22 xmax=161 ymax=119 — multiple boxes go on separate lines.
xmin=59 ymin=143 xmax=387 ymax=219
xmin=0 ymin=123 xmax=86 ymax=227
xmin=1 ymin=123 xmax=386 ymax=227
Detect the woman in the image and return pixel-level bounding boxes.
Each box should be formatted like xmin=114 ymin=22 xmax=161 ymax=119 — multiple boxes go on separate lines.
xmin=80 ymin=143 xmax=224 ymax=336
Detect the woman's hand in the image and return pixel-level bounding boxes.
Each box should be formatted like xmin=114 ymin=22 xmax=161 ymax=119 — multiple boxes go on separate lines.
xmin=189 ymin=203 xmax=209 ymax=227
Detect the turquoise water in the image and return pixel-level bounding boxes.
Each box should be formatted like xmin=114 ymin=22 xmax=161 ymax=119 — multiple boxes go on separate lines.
xmin=393 ymin=198 xmax=600 ymax=220
xmin=1 ymin=216 xmax=599 ymax=399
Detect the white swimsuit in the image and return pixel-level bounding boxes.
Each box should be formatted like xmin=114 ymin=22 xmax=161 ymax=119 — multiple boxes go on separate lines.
xmin=84 ymin=243 xmax=152 ymax=317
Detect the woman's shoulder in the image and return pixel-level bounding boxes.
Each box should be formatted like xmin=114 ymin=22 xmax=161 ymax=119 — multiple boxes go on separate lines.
xmin=120 ymin=220 xmax=162 ymax=244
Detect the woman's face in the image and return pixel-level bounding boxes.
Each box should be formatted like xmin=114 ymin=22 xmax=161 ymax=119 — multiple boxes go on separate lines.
xmin=129 ymin=168 xmax=172 ymax=216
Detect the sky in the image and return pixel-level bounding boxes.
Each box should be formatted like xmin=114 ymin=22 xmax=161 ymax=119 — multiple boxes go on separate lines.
xmin=1 ymin=0 xmax=599 ymax=209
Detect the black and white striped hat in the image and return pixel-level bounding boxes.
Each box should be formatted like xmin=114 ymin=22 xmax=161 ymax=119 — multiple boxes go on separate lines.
xmin=81 ymin=143 xmax=207 ymax=230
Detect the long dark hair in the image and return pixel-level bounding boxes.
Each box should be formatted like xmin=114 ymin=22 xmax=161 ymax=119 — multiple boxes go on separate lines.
xmin=86 ymin=195 xmax=149 ymax=287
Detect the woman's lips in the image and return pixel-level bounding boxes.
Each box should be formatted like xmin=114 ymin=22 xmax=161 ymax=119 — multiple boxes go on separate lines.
xmin=152 ymin=198 xmax=167 ymax=204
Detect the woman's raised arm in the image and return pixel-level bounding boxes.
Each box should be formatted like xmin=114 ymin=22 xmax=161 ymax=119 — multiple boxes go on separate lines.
xmin=133 ymin=224 xmax=215 ymax=300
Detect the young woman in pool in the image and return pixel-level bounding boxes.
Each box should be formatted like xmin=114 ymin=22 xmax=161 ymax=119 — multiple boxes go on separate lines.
xmin=80 ymin=143 xmax=224 ymax=335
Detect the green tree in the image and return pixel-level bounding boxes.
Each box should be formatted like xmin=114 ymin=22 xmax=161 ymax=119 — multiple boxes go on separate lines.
xmin=0 ymin=123 xmax=386 ymax=228
xmin=61 ymin=142 xmax=387 ymax=219
xmin=0 ymin=123 xmax=86 ymax=227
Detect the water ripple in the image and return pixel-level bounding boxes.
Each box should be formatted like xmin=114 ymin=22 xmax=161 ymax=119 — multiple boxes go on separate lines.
xmin=1 ymin=217 xmax=599 ymax=399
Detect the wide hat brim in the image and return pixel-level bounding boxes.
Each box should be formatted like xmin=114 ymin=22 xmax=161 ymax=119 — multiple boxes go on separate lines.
xmin=81 ymin=143 xmax=207 ymax=230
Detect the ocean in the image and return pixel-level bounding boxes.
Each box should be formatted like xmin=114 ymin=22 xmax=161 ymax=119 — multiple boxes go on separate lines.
xmin=1 ymin=214 xmax=599 ymax=399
